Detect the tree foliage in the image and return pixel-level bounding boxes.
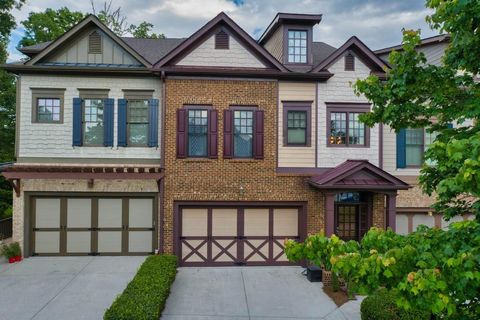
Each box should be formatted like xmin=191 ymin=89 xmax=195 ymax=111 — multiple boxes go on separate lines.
xmin=354 ymin=0 xmax=480 ymax=220
xmin=0 ymin=0 xmax=24 ymax=219
xmin=19 ymin=8 xmax=85 ymax=47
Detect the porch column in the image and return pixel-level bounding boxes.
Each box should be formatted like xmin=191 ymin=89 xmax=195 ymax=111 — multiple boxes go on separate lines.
xmin=325 ymin=192 xmax=335 ymax=236
xmin=386 ymin=193 xmax=397 ymax=231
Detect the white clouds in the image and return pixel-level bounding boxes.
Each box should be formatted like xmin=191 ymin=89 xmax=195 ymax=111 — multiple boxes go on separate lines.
xmin=7 ymin=0 xmax=439 ymax=61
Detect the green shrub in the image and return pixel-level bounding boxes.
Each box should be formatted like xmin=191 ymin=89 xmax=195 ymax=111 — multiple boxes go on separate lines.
xmin=104 ymin=254 xmax=177 ymax=320
xmin=0 ymin=242 xmax=21 ymax=258
xmin=361 ymin=289 xmax=430 ymax=320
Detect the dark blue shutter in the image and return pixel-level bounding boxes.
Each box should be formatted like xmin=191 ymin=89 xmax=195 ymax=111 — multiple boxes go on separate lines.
xmin=396 ymin=128 xmax=407 ymax=168
xmin=103 ymin=98 xmax=114 ymax=147
xmin=148 ymin=99 xmax=159 ymax=147
xmin=72 ymin=97 xmax=83 ymax=146
xmin=117 ymin=99 xmax=128 ymax=147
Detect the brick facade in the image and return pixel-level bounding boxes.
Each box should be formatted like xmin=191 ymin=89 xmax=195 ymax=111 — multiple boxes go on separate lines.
xmin=162 ymin=78 xmax=327 ymax=253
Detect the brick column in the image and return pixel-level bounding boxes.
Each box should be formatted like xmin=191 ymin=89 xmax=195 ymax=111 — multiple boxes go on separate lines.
xmin=325 ymin=192 xmax=335 ymax=236
xmin=386 ymin=193 xmax=397 ymax=231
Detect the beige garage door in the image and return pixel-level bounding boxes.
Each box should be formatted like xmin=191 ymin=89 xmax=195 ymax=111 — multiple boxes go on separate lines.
xmin=31 ymin=196 xmax=156 ymax=256
xmin=178 ymin=204 xmax=304 ymax=266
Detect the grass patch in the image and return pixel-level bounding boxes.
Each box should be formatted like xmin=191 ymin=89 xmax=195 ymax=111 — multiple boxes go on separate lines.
xmin=104 ymin=254 xmax=177 ymax=320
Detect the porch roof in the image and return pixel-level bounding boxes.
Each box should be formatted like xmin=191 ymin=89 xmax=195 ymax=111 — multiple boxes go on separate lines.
xmin=308 ymin=160 xmax=410 ymax=191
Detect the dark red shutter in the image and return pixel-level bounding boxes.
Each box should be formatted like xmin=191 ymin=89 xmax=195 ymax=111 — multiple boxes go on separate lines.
xmin=176 ymin=109 xmax=187 ymax=158
xmin=223 ymin=110 xmax=233 ymax=159
xmin=253 ymin=110 xmax=264 ymax=159
xmin=208 ymin=110 xmax=218 ymax=159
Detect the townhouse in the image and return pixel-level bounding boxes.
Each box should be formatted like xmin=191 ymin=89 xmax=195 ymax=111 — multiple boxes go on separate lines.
xmin=1 ymin=12 xmax=460 ymax=266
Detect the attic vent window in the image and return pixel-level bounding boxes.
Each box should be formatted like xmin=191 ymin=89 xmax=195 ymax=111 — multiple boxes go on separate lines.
xmin=215 ymin=30 xmax=229 ymax=49
xmin=345 ymin=53 xmax=355 ymax=71
xmin=88 ymin=31 xmax=102 ymax=54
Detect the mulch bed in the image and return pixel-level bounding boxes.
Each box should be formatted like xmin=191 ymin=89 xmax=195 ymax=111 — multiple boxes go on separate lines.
xmin=323 ymin=286 xmax=350 ymax=307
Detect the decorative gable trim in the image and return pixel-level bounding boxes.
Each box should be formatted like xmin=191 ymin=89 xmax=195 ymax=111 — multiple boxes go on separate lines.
xmin=26 ymin=15 xmax=151 ymax=68
xmin=153 ymin=12 xmax=288 ymax=71
xmin=310 ymin=36 xmax=388 ymax=73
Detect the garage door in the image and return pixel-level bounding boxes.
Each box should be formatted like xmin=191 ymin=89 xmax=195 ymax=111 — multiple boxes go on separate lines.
xmin=176 ymin=204 xmax=305 ymax=266
xmin=31 ymin=195 xmax=156 ymax=256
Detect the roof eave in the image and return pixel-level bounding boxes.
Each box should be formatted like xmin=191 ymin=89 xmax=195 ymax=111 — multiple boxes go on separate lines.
xmin=1 ymin=64 xmax=153 ymax=76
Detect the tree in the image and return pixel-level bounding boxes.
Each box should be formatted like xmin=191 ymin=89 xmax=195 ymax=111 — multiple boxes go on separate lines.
xmin=354 ymin=0 xmax=480 ymax=220
xmin=0 ymin=0 xmax=24 ymax=219
xmin=91 ymin=0 xmax=164 ymax=38
xmin=19 ymin=8 xmax=85 ymax=47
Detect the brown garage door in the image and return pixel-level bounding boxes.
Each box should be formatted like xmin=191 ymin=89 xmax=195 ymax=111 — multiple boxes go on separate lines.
xmin=31 ymin=195 xmax=157 ymax=256
xmin=176 ymin=203 xmax=306 ymax=266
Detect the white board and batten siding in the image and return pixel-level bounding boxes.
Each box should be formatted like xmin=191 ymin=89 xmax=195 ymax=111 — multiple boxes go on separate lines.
xmin=176 ymin=34 xmax=267 ymax=68
xmin=18 ymin=74 xmax=162 ymax=160
xmin=316 ymin=56 xmax=380 ymax=168
xmin=278 ymin=82 xmax=316 ymax=168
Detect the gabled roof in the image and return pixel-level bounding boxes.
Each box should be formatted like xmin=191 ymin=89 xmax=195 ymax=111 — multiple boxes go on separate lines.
xmin=153 ymin=12 xmax=288 ymax=71
xmin=310 ymin=36 xmax=389 ymax=73
xmin=374 ymin=34 xmax=450 ymax=55
xmin=258 ymin=12 xmax=323 ymax=45
xmin=309 ymin=160 xmax=409 ymax=190
xmin=25 ymin=15 xmax=152 ymax=68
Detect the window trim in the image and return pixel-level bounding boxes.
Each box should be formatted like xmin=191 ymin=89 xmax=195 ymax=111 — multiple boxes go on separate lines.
xmin=283 ymin=25 xmax=312 ymax=65
xmin=80 ymin=91 xmax=108 ymax=147
xmin=126 ymin=99 xmax=150 ymax=147
xmin=184 ymin=105 xmax=212 ymax=158
xmin=282 ymin=101 xmax=312 ymax=147
xmin=30 ymin=88 xmax=65 ymax=124
xmin=123 ymin=90 xmax=154 ymax=148
xmin=229 ymin=105 xmax=258 ymax=159
xmin=405 ymin=128 xmax=425 ymax=169
xmin=326 ymin=103 xmax=370 ymax=148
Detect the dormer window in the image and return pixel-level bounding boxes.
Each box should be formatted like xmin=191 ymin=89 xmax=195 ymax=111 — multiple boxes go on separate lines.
xmin=88 ymin=31 xmax=102 ymax=54
xmin=345 ymin=52 xmax=355 ymax=71
xmin=287 ymin=30 xmax=307 ymax=63
xmin=215 ymin=30 xmax=229 ymax=49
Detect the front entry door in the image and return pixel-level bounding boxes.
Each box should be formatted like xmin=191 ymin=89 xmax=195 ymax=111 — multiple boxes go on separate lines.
xmin=335 ymin=204 xmax=359 ymax=241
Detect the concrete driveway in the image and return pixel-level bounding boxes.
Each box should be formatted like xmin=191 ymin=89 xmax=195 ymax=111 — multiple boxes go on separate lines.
xmin=161 ymin=267 xmax=361 ymax=320
xmin=0 ymin=256 xmax=145 ymax=320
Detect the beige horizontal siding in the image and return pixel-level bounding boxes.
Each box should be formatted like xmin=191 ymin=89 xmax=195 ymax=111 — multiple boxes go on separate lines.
xmin=278 ymin=82 xmax=316 ymax=168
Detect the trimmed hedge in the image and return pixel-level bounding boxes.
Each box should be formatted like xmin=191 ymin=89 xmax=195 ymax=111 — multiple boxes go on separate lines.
xmin=361 ymin=289 xmax=430 ymax=320
xmin=104 ymin=254 xmax=177 ymax=320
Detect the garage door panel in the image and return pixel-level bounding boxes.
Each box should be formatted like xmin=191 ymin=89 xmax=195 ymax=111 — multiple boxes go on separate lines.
xmin=274 ymin=208 xmax=298 ymax=237
xmin=35 ymin=199 xmax=61 ymax=228
xmin=67 ymin=199 xmax=91 ymax=228
xmin=182 ymin=239 xmax=208 ymax=262
xmin=98 ymin=199 xmax=123 ymax=228
xmin=273 ymin=240 xmax=288 ymax=262
xmin=182 ymin=209 xmax=208 ymax=236
xmin=129 ymin=199 xmax=153 ymax=228
xmin=244 ymin=239 xmax=269 ymax=262
xmin=67 ymin=231 xmax=91 ymax=253
xmin=244 ymin=208 xmax=269 ymax=236
xmin=212 ymin=239 xmax=237 ymax=262
xmin=98 ymin=231 xmax=122 ymax=253
xmin=212 ymin=209 xmax=237 ymax=236
xmin=35 ymin=231 xmax=60 ymax=253
xmin=128 ymin=231 xmax=152 ymax=253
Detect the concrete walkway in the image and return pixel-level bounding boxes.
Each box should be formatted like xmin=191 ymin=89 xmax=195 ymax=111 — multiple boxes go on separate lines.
xmin=162 ymin=267 xmax=362 ymax=320
xmin=0 ymin=256 xmax=145 ymax=320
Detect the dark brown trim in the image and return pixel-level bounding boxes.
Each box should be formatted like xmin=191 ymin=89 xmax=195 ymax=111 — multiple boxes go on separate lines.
xmin=374 ymin=34 xmax=450 ymax=55
xmin=2 ymin=64 xmax=153 ymax=76
xmin=396 ymin=207 xmax=434 ymax=213
xmin=153 ymin=12 xmax=288 ymax=72
xmin=310 ymin=36 xmax=389 ymax=73
xmin=3 ymin=170 xmax=163 ymax=181
xmin=258 ymin=13 xmax=322 ymax=45
xmin=326 ymin=103 xmax=371 ymax=148
xmin=282 ymin=25 xmax=313 ymax=66
xmin=276 ymin=167 xmax=330 ymax=175
xmin=282 ymin=101 xmax=312 ymax=147
xmin=379 ymin=123 xmax=383 ymax=168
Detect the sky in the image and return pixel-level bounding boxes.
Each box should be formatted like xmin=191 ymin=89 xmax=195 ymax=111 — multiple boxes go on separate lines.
xmin=7 ymin=0 xmax=438 ymax=62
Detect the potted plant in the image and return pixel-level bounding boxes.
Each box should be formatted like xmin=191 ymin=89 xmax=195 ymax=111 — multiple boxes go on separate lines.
xmin=1 ymin=242 xmax=22 ymax=263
